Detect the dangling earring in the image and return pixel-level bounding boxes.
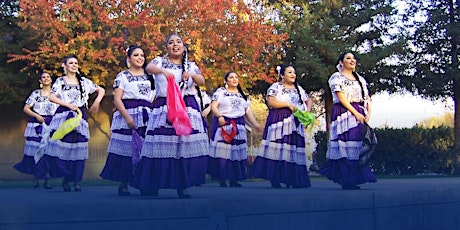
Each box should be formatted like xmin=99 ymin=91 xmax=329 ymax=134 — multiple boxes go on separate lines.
xmin=39 ymin=83 xmax=43 ymax=88
xmin=224 ymin=83 xmax=228 ymax=89
xmin=126 ymin=58 xmax=131 ymax=68
xmin=63 ymin=68 xmax=68 ymax=75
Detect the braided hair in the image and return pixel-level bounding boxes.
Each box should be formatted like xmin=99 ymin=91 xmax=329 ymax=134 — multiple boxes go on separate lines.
xmin=126 ymin=45 xmax=155 ymax=90
xmin=224 ymin=71 xmax=248 ymax=101
xmin=62 ymin=56 xmax=84 ymax=100
xmin=277 ymin=64 xmax=302 ymax=104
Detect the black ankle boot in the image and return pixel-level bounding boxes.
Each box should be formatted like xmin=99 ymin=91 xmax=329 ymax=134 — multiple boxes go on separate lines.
xmin=176 ymin=189 xmax=191 ymax=199
xmin=43 ymin=179 xmax=52 ymax=190
xmin=229 ymin=180 xmax=242 ymax=187
xmin=62 ymin=182 xmax=71 ymax=192
xmin=218 ymin=180 xmax=227 ymax=187
xmin=118 ymin=185 xmax=131 ymax=196
xmin=271 ymin=181 xmax=281 ymax=188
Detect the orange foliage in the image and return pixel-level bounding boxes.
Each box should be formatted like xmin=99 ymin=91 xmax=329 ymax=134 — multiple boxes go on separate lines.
xmin=10 ymin=0 xmax=287 ymax=90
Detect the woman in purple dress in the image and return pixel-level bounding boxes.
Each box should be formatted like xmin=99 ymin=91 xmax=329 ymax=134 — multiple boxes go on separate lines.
xmin=250 ymin=64 xmax=313 ymax=188
xmin=14 ymin=71 xmax=58 ymax=189
xmin=318 ymin=52 xmax=377 ymax=190
xmin=47 ymin=56 xmax=105 ymax=192
xmin=100 ymin=45 xmax=155 ymax=196
xmin=130 ymin=34 xmax=209 ymax=198
xmin=208 ymin=71 xmax=262 ymax=187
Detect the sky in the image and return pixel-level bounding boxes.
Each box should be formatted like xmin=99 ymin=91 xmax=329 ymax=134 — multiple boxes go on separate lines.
xmin=367 ymin=92 xmax=453 ymax=128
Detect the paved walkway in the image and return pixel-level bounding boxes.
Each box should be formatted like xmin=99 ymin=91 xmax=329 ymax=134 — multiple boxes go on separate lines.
xmin=1 ymin=177 xmax=460 ymax=230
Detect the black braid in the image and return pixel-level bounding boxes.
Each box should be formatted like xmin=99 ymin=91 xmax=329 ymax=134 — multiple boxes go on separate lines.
xmin=147 ymin=74 xmax=155 ymax=90
xmin=195 ymin=85 xmax=204 ymax=110
xmin=237 ymin=84 xmax=248 ymax=101
xmin=294 ymin=80 xmax=303 ymax=104
xmin=181 ymin=47 xmax=188 ymax=74
xmin=76 ymin=73 xmax=84 ymax=100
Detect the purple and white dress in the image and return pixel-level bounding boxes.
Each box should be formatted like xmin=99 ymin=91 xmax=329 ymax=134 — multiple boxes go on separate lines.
xmin=207 ymin=87 xmax=251 ymax=182
xmin=250 ymin=82 xmax=311 ymax=188
xmin=130 ymin=57 xmax=209 ymax=190
xmin=318 ymin=72 xmax=377 ymax=186
xmin=100 ymin=70 xmax=155 ymax=183
xmin=45 ymin=76 xmax=99 ymax=183
xmin=14 ymin=89 xmax=58 ymax=177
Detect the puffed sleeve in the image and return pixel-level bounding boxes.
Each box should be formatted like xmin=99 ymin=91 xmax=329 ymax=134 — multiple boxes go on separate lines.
xmin=211 ymin=87 xmax=224 ymax=102
xmin=84 ymin=77 xmax=99 ymax=94
xmin=50 ymin=77 xmax=63 ymax=97
xmin=328 ymin=72 xmax=343 ymax=93
xmin=113 ymin=71 xmax=128 ymax=90
xmin=267 ymin=82 xmax=279 ymax=97
xmin=25 ymin=90 xmax=38 ymax=106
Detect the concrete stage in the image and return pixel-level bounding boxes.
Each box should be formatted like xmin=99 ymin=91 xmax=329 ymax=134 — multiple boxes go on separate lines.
xmin=1 ymin=177 xmax=460 ymax=230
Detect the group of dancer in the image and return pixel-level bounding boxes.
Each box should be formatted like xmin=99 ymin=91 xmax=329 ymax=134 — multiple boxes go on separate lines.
xmin=14 ymin=33 xmax=376 ymax=198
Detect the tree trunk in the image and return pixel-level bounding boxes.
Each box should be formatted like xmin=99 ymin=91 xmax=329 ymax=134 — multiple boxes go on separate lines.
xmin=450 ymin=0 xmax=460 ymax=174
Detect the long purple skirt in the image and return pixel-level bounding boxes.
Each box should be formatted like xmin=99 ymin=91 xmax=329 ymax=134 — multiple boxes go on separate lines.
xmin=250 ymin=108 xmax=311 ymax=188
xmin=208 ymin=116 xmax=248 ymax=181
xmin=14 ymin=115 xmax=54 ymax=176
xmin=130 ymin=96 xmax=209 ymax=190
xmin=319 ymin=102 xmax=376 ymax=186
xmin=45 ymin=106 xmax=89 ymax=182
xmin=100 ymin=99 xmax=152 ymax=183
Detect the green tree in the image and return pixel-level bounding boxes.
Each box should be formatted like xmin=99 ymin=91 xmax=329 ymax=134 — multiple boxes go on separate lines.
xmin=0 ymin=0 xmax=39 ymax=105
xmin=258 ymin=0 xmax=403 ymax=124
xmin=398 ymin=0 xmax=460 ymax=172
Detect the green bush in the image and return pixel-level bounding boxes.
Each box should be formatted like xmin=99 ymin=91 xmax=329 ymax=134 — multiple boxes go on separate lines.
xmin=314 ymin=126 xmax=456 ymax=175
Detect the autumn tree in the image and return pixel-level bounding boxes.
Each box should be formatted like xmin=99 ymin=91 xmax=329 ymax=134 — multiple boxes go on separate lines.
xmin=8 ymin=0 xmax=286 ymax=96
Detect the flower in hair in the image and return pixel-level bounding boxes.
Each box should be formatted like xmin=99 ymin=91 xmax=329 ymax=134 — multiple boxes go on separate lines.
xmin=276 ymin=66 xmax=281 ymax=74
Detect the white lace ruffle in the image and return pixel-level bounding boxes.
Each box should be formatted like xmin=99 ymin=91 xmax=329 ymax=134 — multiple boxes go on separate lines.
xmin=329 ymin=111 xmax=359 ymax=138
xmin=48 ymin=111 xmax=90 ymax=138
xmin=107 ymin=132 xmax=138 ymax=157
xmin=46 ymin=140 xmax=88 ymax=160
xmin=209 ymin=141 xmax=247 ymax=161
xmin=110 ymin=106 xmax=152 ymax=130
xmin=147 ymin=104 xmax=206 ymax=133
xmin=326 ymin=140 xmax=361 ymax=160
xmin=24 ymin=140 xmax=40 ymax=156
xmin=256 ymin=140 xmax=306 ymax=165
xmin=141 ymin=132 xmax=209 ymax=159
xmin=265 ymin=115 xmax=305 ymax=141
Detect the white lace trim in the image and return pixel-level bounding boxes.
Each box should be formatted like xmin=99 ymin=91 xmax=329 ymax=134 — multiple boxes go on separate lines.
xmin=110 ymin=106 xmax=152 ymax=130
xmin=256 ymin=140 xmax=306 ymax=165
xmin=107 ymin=132 xmax=139 ymax=157
xmin=46 ymin=141 xmax=88 ymax=160
xmin=326 ymin=140 xmax=361 ymax=160
xmin=265 ymin=115 xmax=304 ymax=141
xmin=209 ymin=141 xmax=247 ymax=161
xmin=141 ymin=132 xmax=209 ymax=159
xmin=329 ymin=111 xmax=359 ymax=137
